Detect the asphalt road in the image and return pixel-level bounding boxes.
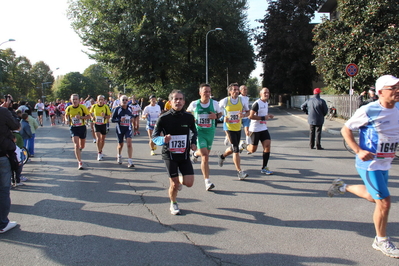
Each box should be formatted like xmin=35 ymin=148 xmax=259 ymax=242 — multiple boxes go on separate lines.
xmin=1 ymin=106 xmax=399 ymax=265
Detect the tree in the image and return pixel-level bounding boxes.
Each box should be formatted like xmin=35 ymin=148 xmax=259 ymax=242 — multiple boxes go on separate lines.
xmin=83 ymin=64 xmax=112 ymax=97
xmin=55 ymin=72 xmax=93 ymax=100
xmin=0 ymin=48 xmax=33 ymax=100
xmin=255 ymin=0 xmax=321 ymax=95
xmin=246 ymin=77 xmax=261 ymax=98
xmin=68 ymin=0 xmax=254 ymax=99
xmin=313 ymin=0 xmax=399 ymax=93
xmin=30 ymin=61 xmax=54 ymax=100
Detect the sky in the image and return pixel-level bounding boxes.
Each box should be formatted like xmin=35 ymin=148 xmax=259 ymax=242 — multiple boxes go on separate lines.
xmin=0 ymin=0 xmax=321 ymax=79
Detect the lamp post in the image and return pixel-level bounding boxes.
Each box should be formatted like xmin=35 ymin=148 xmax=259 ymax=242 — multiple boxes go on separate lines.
xmin=205 ymin=28 xmax=222 ymax=84
xmin=0 ymin=39 xmax=15 ymax=47
xmin=41 ymin=82 xmax=52 ymax=100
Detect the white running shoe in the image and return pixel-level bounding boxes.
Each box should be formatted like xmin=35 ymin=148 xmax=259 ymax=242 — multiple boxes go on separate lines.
xmin=170 ymin=202 xmax=181 ymax=215
xmin=224 ymin=137 xmax=230 ymax=146
xmin=191 ymin=151 xmax=199 ymax=163
xmin=117 ymin=156 xmax=122 ymax=164
xmin=205 ymin=180 xmax=215 ymax=191
xmin=127 ymin=159 xmax=135 ymax=168
xmin=261 ymin=167 xmax=273 ymax=175
xmin=78 ymin=162 xmax=83 ymax=170
xmin=327 ymin=179 xmax=345 ymax=197
xmin=93 ymin=139 xmax=96 ymax=143
xmin=97 ymin=153 xmax=103 ymax=161
xmin=372 ymin=237 xmax=399 ymax=258
xmin=238 ymin=170 xmax=248 ymax=180
xmin=151 ymin=150 xmax=156 ymax=156
xmin=239 ymin=140 xmax=248 ymax=153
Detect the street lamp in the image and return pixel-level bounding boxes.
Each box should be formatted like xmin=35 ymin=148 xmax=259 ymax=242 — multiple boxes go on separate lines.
xmin=0 ymin=39 xmax=16 ymax=47
xmin=41 ymin=82 xmax=52 ymax=100
xmin=205 ymin=28 xmax=222 ymax=84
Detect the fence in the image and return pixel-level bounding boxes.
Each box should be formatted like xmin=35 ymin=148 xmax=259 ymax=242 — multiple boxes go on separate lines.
xmin=290 ymin=95 xmax=361 ymax=120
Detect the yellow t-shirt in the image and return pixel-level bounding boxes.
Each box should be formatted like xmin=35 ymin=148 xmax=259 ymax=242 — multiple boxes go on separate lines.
xmin=65 ymin=104 xmax=89 ymax=126
xmin=90 ymin=104 xmax=111 ymax=125
xmin=164 ymin=101 xmax=171 ymax=111
xmin=225 ymin=97 xmax=243 ymax=131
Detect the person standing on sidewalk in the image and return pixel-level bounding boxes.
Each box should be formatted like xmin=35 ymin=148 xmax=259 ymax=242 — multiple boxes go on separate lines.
xmin=187 ymin=83 xmax=222 ymax=191
xmin=152 ymin=90 xmax=197 ymax=215
xmin=218 ymin=83 xmax=249 ymax=180
xmin=65 ymin=94 xmax=91 ymax=170
xmin=328 ymin=75 xmax=399 ymax=258
xmin=300 ymin=88 xmax=328 ymax=150
xmin=0 ymin=96 xmax=20 ymax=233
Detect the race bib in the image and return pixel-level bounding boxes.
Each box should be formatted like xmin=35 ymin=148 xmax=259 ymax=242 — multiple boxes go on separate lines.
xmin=376 ymin=136 xmax=399 ymax=159
xmin=72 ymin=117 xmax=82 ymax=127
xmin=150 ymin=120 xmax=157 ymax=127
xmin=228 ymin=111 xmax=240 ymax=124
xmin=120 ymin=115 xmax=130 ymax=127
xmin=198 ymin=114 xmax=211 ymax=128
xmin=95 ymin=116 xmax=105 ymax=125
xmin=169 ymin=135 xmax=186 ymax=154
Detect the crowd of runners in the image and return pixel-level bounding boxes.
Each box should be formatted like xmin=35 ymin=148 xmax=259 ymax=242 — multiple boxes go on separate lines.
xmin=3 ymin=75 xmax=399 ymax=261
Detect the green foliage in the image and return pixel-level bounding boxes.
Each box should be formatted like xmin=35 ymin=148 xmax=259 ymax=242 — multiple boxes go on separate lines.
xmin=255 ymin=0 xmax=321 ymax=95
xmin=30 ymin=61 xmax=54 ymax=100
xmin=246 ymin=77 xmax=261 ymax=99
xmin=68 ymin=0 xmax=255 ymax=98
xmin=313 ymin=0 xmax=399 ymax=93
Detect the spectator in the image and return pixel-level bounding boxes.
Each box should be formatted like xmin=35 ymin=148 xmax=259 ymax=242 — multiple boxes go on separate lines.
xmin=20 ymin=113 xmax=32 ymax=148
xmin=358 ymin=87 xmax=379 ymax=107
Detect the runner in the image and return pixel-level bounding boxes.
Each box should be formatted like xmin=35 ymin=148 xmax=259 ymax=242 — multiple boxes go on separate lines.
xmin=142 ymin=95 xmax=162 ymax=156
xmin=152 ymin=90 xmax=197 ymax=215
xmin=239 ymin=85 xmax=251 ymax=149
xmin=48 ymin=102 xmax=57 ymax=126
xmin=85 ymin=98 xmax=96 ymax=143
xmin=218 ymin=83 xmax=249 ymax=180
xmin=242 ymin=87 xmax=275 ymax=175
xmin=34 ymin=99 xmax=45 ymax=126
xmin=65 ymin=94 xmax=91 ymax=170
xmin=57 ymin=100 xmax=66 ymax=126
xmin=90 ymin=95 xmax=111 ymax=161
xmin=328 ymin=75 xmax=399 ymax=258
xmin=130 ymin=96 xmax=142 ymax=136
xmin=187 ymin=83 xmax=222 ymax=191
xmin=111 ymin=95 xmax=135 ymax=168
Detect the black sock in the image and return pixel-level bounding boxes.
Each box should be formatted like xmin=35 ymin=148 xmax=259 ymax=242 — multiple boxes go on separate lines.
xmin=262 ymin=152 xmax=270 ymax=168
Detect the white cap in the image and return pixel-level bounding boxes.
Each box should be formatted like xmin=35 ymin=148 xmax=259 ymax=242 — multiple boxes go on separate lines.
xmin=375 ymin=75 xmax=399 ymax=93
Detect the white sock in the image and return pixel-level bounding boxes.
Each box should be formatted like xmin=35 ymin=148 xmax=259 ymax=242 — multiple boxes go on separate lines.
xmin=205 ymin=179 xmax=211 ymax=184
xmin=246 ymin=135 xmax=251 ymax=145
xmin=377 ymin=236 xmax=388 ymax=242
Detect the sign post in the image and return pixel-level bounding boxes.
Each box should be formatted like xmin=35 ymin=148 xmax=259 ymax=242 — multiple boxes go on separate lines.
xmin=345 ymin=63 xmax=359 ymax=116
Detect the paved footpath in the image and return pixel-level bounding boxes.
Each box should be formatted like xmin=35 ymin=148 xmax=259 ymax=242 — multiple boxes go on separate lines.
xmin=1 ymin=107 xmax=399 ymax=265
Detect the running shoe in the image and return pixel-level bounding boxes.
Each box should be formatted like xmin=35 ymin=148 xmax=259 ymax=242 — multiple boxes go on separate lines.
xmin=372 ymin=237 xmax=399 ymax=258
xmin=0 ymin=221 xmax=17 ymax=234
xmin=224 ymin=137 xmax=230 ymax=146
xmin=20 ymin=176 xmax=28 ymax=182
xmin=205 ymin=180 xmax=215 ymax=191
xmin=15 ymin=182 xmax=25 ymax=186
xmin=127 ymin=159 xmax=135 ymax=168
xmin=117 ymin=156 xmax=122 ymax=164
xmin=170 ymin=202 xmax=181 ymax=215
xmin=239 ymin=140 xmax=248 ymax=153
xmin=78 ymin=162 xmax=83 ymax=170
xmin=137 ymin=131 xmax=140 ymax=135
xmin=97 ymin=153 xmax=103 ymax=161
xmin=191 ymin=151 xmax=198 ymax=164
xmin=93 ymin=139 xmax=96 ymax=143
xmin=218 ymin=155 xmax=225 ymax=167
xmin=237 ymin=170 xmax=248 ymax=180
xmin=327 ymin=178 xmax=345 ymax=197
xmin=261 ymin=167 xmax=273 ymax=175
xmin=151 ymin=150 xmax=156 ymax=156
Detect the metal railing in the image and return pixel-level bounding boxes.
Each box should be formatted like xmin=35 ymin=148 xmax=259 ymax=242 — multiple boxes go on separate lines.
xmin=290 ymin=95 xmax=361 ymax=120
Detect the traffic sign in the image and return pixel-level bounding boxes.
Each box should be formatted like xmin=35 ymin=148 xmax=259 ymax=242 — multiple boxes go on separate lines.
xmin=345 ymin=63 xmax=359 ymax=77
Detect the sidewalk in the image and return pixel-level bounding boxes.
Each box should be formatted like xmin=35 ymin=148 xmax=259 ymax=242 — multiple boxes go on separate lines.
xmin=278 ymin=106 xmax=346 ymax=135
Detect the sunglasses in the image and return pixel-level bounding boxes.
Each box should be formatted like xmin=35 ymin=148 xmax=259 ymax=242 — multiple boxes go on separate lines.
xmin=122 ymin=99 xmax=128 ymax=101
